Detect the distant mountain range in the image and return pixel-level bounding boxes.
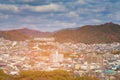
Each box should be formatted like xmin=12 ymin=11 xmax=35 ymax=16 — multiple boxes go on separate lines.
xmin=0 ymin=22 xmax=120 ymax=44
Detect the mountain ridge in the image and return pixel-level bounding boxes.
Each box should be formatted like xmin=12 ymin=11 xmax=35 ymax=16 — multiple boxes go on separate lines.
xmin=0 ymin=22 xmax=120 ymax=43
xmin=52 ymin=22 xmax=120 ymax=44
xmin=0 ymin=28 xmax=51 ymax=41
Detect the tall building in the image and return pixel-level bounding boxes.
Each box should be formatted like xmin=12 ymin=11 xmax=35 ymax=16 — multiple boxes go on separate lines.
xmin=49 ymin=51 xmax=64 ymax=63
xmin=85 ymin=53 xmax=103 ymax=65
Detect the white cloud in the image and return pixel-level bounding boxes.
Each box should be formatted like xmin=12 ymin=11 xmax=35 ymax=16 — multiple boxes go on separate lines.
xmin=108 ymin=11 xmax=120 ymax=20
xmin=9 ymin=0 xmax=34 ymax=3
xmin=0 ymin=13 xmax=10 ymax=19
xmin=0 ymin=23 xmax=38 ymax=31
xmin=18 ymin=0 xmax=34 ymax=2
xmin=0 ymin=4 xmax=19 ymax=12
xmin=21 ymin=3 xmax=66 ymax=12
xmin=77 ymin=6 xmax=105 ymax=14
xmin=57 ymin=11 xmax=80 ymax=20
xmin=53 ymin=21 xmax=77 ymax=28
xmin=67 ymin=11 xmax=79 ymax=17
xmin=20 ymin=24 xmax=38 ymax=30
xmin=37 ymin=21 xmax=78 ymax=31
xmin=0 ymin=3 xmax=66 ymax=13
xmin=77 ymin=0 xmax=86 ymax=4
xmin=91 ymin=19 xmax=102 ymax=23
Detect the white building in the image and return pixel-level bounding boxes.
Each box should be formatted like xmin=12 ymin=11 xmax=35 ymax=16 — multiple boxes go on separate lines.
xmin=49 ymin=51 xmax=64 ymax=63
xmin=34 ymin=37 xmax=55 ymax=42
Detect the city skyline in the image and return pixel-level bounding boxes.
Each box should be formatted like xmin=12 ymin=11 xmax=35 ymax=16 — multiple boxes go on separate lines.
xmin=0 ymin=0 xmax=120 ymax=32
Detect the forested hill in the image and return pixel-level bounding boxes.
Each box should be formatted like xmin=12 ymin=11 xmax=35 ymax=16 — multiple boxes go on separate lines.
xmin=52 ymin=22 xmax=120 ymax=44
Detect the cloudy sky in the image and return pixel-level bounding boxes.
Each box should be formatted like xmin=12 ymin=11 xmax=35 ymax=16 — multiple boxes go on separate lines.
xmin=0 ymin=0 xmax=120 ymax=32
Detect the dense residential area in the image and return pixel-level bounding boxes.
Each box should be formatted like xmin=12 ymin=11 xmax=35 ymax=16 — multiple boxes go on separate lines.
xmin=0 ymin=0 xmax=120 ymax=80
xmin=0 ymin=37 xmax=120 ymax=80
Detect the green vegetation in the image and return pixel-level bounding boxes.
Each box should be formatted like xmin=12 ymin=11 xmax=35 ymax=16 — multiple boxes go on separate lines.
xmin=0 ymin=70 xmax=15 ymax=80
xmin=0 ymin=70 xmax=99 ymax=80
xmin=112 ymin=50 xmax=120 ymax=54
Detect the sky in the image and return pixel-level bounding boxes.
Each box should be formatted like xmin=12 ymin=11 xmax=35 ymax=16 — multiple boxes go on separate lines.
xmin=0 ymin=0 xmax=120 ymax=32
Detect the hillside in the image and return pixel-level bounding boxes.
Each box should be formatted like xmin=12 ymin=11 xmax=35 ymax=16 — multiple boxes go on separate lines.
xmin=0 ymin=28 xmax=51 ymax=41
xmin=0 ymin=30 xmax=31 ymax=41
xmin=53 ymin=22 xmax=120 ymax=44
xmin=0 ymin=22 xmax=120 ymax=43
xmin=17 ymin=28 xmax=51 ymax=37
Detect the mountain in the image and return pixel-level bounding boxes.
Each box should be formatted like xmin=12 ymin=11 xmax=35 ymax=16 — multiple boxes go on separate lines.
xmin=52 ymin=22 xmax=120 ymax=44
xmin=0 ymin=29 xmax=31 ymax=41
xmin=0 ymin=22 xmax=120 ymax=43
xmin=17 ymin=28 xmax=51 ymax=37
xmin=0 ymin=28 xmax=51 ymax=41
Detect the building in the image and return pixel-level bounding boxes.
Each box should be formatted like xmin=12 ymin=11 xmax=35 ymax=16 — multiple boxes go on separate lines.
xmin=85 ymin=53 xmax=103 ymax=65
xmin=34 ymin=37 xmax=55 ymax=42
xmin=49 ymin=51 xmax=64 ymax=63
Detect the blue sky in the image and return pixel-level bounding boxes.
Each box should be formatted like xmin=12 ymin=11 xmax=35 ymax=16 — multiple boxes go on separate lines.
xmin=0 ymin=0 xmax=120 ymax=32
